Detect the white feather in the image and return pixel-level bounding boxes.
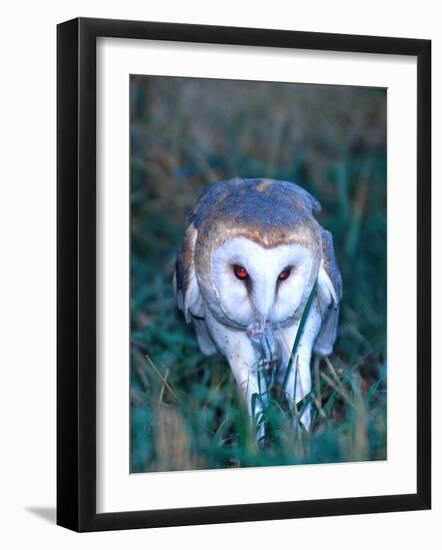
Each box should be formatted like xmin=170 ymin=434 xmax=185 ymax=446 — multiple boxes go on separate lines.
xmin=317 ymin=259 xmax=337 ymax=306
xmin=210 ymin=237 xmax=314 ymax=327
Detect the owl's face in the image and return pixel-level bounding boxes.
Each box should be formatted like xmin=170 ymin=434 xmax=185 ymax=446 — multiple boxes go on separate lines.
xmin=207 ymin=236 xmax=317 ymax=329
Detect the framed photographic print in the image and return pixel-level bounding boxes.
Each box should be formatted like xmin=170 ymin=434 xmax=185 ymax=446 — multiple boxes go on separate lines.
xmin=57 ymin=17 xmax=431 ymax=532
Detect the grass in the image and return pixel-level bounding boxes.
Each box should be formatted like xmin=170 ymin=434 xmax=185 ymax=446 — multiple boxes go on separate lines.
xmin=130 ymin=75 xmax=387 ymax=473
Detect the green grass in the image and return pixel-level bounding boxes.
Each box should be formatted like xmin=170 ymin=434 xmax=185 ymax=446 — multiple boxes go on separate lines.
xmin=130 ymin=76 xmax=387 ymax=472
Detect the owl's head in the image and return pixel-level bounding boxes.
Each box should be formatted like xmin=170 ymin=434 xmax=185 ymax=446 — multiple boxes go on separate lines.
xmin=175 ymin=178 xmax=327 ymax=331
xmin=208 ymin=236 xmax=318 ymax=329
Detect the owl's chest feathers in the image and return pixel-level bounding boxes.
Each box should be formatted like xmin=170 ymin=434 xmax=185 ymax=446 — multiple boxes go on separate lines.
xmin=201 ymin=301 xmax=321 ymax=367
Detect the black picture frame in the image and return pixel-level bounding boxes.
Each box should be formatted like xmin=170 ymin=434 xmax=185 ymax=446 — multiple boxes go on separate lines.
xmin=57 ymin=17 xmax=431 ymax=532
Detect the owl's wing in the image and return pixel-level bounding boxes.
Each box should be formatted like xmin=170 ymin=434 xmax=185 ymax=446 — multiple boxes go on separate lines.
xmin=175 ymin=224 xmax=217 ymax=355
xmin=191 ymin=316 xmax=218 ymax=356
xmin=314 ymin=229 xmax=342 ymax=356
xmin=174 ymin=224 xmax=204 ymax=322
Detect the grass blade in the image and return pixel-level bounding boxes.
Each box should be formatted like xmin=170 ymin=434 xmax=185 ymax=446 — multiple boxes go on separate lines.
xmin=281 ymin=281 xmax=317 ymax=393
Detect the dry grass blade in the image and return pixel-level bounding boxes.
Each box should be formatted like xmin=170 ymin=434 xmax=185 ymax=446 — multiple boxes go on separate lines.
xmin=351 ymin=372 xmax=369 ymax=460
xmin=144 ymin=353 xmax=179 ymax=402
xmin=324 ymin=355 xmax=342 ymax=387
xmin=311 ymin=394 xmax=328 ymax=420
xmin=158 ymin=368 xmax=170 ymax=405
xmin=320 ymin=371 xmax=356 ymax=409
xmin=313 ymin=355 xmax=322 ymax=403
xmin=154 ymin=406 xmax=193 ymax=471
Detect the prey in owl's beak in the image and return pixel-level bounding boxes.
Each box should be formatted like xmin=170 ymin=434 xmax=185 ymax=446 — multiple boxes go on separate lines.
xmin=246 ymin=320 xmax=281 ymax=374
xmin=246 ymin=316 xmax=267 ymax=339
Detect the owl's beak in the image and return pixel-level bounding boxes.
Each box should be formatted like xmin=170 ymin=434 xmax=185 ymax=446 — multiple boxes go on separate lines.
xmin=252 ymin=285 xmax=275 ymax=331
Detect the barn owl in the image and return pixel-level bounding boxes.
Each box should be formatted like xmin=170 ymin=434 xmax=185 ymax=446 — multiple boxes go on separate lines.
xmin=174 ymin=178 xmax=342 ymax=435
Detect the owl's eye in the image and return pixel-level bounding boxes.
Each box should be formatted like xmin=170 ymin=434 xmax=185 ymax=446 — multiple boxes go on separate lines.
xmin=233 ymin=265 xmax=249 ymax=280
xmin=278 ymin=267 xmax=291 ymax=281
